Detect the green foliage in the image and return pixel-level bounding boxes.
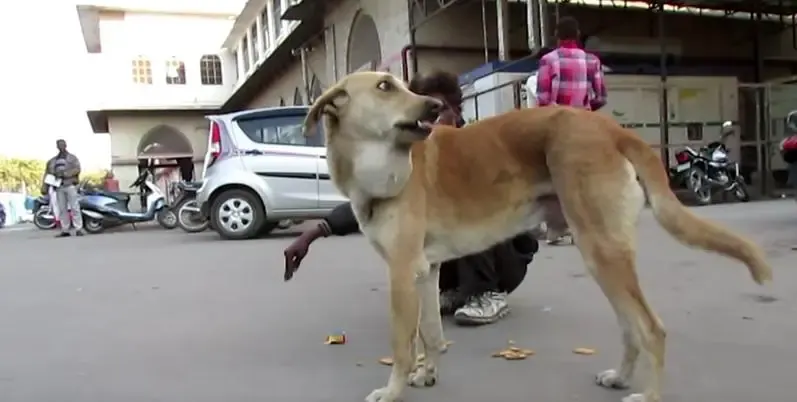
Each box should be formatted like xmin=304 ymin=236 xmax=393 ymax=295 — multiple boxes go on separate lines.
xmin=0 ymin=158 xmax=45 ymax=192
xmin=0 ymin=157 xmax=108 ymax=193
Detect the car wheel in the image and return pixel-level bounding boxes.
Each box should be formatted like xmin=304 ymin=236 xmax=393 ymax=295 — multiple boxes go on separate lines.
xmin=210 ymin=189 xmax=264 ymax=240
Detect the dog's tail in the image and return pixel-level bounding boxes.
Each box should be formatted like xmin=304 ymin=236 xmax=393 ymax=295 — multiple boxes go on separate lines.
xmin=616 ymin=130 xmax=772 ymax=285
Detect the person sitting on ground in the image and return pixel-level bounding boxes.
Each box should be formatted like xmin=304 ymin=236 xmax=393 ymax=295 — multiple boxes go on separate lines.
xmin=284 ymin=70 xmax=539 ymax=326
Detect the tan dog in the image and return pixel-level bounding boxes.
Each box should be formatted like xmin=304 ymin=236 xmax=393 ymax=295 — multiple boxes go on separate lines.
xmin=304 ymin=71 xmax=772 ymax=402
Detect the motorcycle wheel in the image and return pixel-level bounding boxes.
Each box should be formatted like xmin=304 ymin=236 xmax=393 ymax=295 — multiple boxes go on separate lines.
xmin=83 ymin=217 xmax=105 ymax=234
xmin=33 ymin=209 xmax=57 ymax=230
xmin=687 ymin=168 xmax=712 ymax=205
xmin=733 ymin=178 xmax=751 ymax=202
xmin=157 ymin=209 xmax=178 ymax=230
xmin=177 ymin=200 xmax=209 ymax=233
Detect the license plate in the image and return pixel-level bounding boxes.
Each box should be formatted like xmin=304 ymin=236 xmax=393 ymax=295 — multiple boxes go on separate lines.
xmin=675 ymin=163 xmax=690 ymax=172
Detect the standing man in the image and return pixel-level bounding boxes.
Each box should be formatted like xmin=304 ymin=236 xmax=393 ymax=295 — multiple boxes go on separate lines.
xmin=45 ymin=139 xmax=84 ymax=237
xmin=536 ymin=16 xmax=608 ymax=245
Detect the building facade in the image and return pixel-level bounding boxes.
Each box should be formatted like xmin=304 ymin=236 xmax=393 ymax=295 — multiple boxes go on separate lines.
xmin=79 ymin=0 xmax=797 ymax=192
xmin=77 ymin=2 xmax=240 ymax=190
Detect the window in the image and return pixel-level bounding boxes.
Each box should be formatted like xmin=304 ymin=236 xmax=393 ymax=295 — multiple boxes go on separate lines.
xmin=249 ymin=24 xmax=259 ymax=60
xmin=272 ymin=0 xmax=282 ymax=38
xmin=260 ymin=7 xmax=270 ymax=51
xmin=165 ymin=58 xmax=186 ymax=85
xmin=237 ymin=114 xmax=324 ymax=147
xmin=200 ymin=55 xmax=223 ymax=85
xmin=131 ymin=56 xmax=152 ymax=84
xmin=242 ymin=35 xmax=250 ymax=72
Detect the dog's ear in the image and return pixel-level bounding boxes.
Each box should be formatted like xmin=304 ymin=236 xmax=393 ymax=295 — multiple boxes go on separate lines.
xmin=304 ymin=84 xmax=348 ymax=136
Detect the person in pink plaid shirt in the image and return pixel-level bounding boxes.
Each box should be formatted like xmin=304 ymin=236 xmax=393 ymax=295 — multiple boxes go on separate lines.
xmin=536 ymin=16 xmax=608 ymax=245
xmin=536 ymin=16 xmax=607 ymax=111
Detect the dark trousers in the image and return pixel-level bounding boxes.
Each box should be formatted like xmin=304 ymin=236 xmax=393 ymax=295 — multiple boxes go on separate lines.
xmin=439 ymin=238 xmax=530 ymax=298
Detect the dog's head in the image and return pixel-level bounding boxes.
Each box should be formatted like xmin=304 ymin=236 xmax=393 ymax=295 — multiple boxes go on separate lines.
xmin=304 ymin=71 xmax=443 ymax=146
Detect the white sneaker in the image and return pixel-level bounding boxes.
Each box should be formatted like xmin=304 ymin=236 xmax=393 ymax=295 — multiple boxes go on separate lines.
xmin=454 ymin=291 xmax=510 ymax=326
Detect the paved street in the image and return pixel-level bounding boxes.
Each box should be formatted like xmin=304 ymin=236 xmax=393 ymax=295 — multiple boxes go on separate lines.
xmin=0 ymin=200 xmax=795 ymax=402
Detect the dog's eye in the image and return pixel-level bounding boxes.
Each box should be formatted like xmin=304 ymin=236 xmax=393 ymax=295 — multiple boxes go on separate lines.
xmin=377 ymin=80 xmax=393 ymax=92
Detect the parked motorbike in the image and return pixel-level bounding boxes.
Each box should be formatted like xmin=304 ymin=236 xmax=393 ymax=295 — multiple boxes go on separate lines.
xmin=0 ymin=202 xmax=6 ymax=229
xmin=80 ymin=171 xmax=173 ymax=234
xmin=174 ymin=181 xmax=209 ymax=233
xmin=669 ymin=121 xmax=749 ymax=205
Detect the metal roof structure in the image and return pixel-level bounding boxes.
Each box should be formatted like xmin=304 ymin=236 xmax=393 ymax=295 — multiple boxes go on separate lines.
xmin=640 ymin=0 xmax=797 ymax=16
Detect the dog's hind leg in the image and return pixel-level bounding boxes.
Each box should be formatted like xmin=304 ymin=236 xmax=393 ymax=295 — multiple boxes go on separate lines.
xmin=559 ymin=167 xmax=665 ymax=402
xmin=583 ymin=236 xmax=665 ymax=402
xmin=409 ymin=264 xmax=446 ymax=388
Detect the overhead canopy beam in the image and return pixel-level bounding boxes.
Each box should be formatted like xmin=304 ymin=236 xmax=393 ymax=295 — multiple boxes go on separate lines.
xmin=626 ymin=0 xmax=797 ymax=15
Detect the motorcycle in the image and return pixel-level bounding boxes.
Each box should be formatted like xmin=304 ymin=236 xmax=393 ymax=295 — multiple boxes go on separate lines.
xmin=173 ymin=181 xmax=210 ymax=233
xmin=80 ymin=171 xmax=173 ymax=234
xmin=0 ymin=202 xmax=6 ymax=229
xmin=670 ymin=121 xmax=750 ymax=205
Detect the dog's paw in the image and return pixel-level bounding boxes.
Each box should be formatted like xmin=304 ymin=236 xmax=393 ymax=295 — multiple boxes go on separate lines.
xmin=595 ymin=369 xmax=630 ymax=390
xmin=408 ymin=365 xmax=438 ymax=388
xmin=621 ymin=393 xmax=646 ymax=402
xmin=365 ymin=387 xmax=400 ymax=402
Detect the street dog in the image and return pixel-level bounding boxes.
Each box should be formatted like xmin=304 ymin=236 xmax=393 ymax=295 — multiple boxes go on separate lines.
xmin=303 ymin=71 xmax=772 ymax=402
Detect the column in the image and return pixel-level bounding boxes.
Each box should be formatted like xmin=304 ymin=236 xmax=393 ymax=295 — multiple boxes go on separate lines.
xmin=256 ymin=14 xmax=266 ymax=61
xmin=236 ymin=41 xmax=245 ymax=80
xmin=266 ymin=0 xmax=277 ymax=45
xmin=496 ymin=0 xmax=510 ymax=61
xmin=246 ymin=30 xmax=256 ymax=68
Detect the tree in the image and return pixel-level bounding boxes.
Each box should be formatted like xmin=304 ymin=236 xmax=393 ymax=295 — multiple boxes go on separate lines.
xmin=0 ymin=158 xmax=45 ymax=193
xmin=0 ymin=157 xmax=109 ymax=193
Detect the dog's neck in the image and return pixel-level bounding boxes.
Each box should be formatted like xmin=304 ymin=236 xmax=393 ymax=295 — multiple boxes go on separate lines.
xmin=327 ymin=138 xmax=413 ymax=200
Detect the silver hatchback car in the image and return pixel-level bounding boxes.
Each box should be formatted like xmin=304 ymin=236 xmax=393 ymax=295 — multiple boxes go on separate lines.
xmin=196 ymin=106 xmax=348 ymax=240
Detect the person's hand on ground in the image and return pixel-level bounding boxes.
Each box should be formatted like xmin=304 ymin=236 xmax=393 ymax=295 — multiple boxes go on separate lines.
xmin=284 ymin=224 xmax=329 ymax=281
xmin=283 ymin=236 xmax=311 ymax=281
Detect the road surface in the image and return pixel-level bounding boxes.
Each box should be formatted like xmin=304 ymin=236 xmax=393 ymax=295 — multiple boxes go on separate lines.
xmin=0 ymin=200 xmax=795 ymax=402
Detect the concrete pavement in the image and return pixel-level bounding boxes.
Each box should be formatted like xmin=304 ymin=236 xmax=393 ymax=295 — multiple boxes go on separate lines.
xmin=0 ymin=200 xmax=795 ymax=402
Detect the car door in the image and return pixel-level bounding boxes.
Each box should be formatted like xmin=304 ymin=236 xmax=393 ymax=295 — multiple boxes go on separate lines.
xmin=306 ymin=123 xmax=348 ymax=209
xmin=234 ymin=112 xmax=318 ymax=211
xmin=316 ymin=154 xmax=348 ymax=209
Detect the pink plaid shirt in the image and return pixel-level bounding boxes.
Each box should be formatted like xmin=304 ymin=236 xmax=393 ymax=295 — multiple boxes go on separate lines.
xmin=536 ymin=40 xmax=607 ymax=111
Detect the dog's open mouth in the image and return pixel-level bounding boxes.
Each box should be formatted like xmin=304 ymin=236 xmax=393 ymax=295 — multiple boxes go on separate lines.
xmin=395 ymin=120 xmax=436 ymax=137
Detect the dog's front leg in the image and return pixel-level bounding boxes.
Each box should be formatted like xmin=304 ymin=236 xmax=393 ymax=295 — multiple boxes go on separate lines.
xmin=409 ymin=265 xmax=446 ymax=388
xmin=365 ymin=256 xmax=423 ymax=402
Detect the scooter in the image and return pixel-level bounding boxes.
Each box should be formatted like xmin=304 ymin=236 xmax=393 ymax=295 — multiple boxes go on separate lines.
xmin=80 ymin=171 xmax=173 ymax=234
